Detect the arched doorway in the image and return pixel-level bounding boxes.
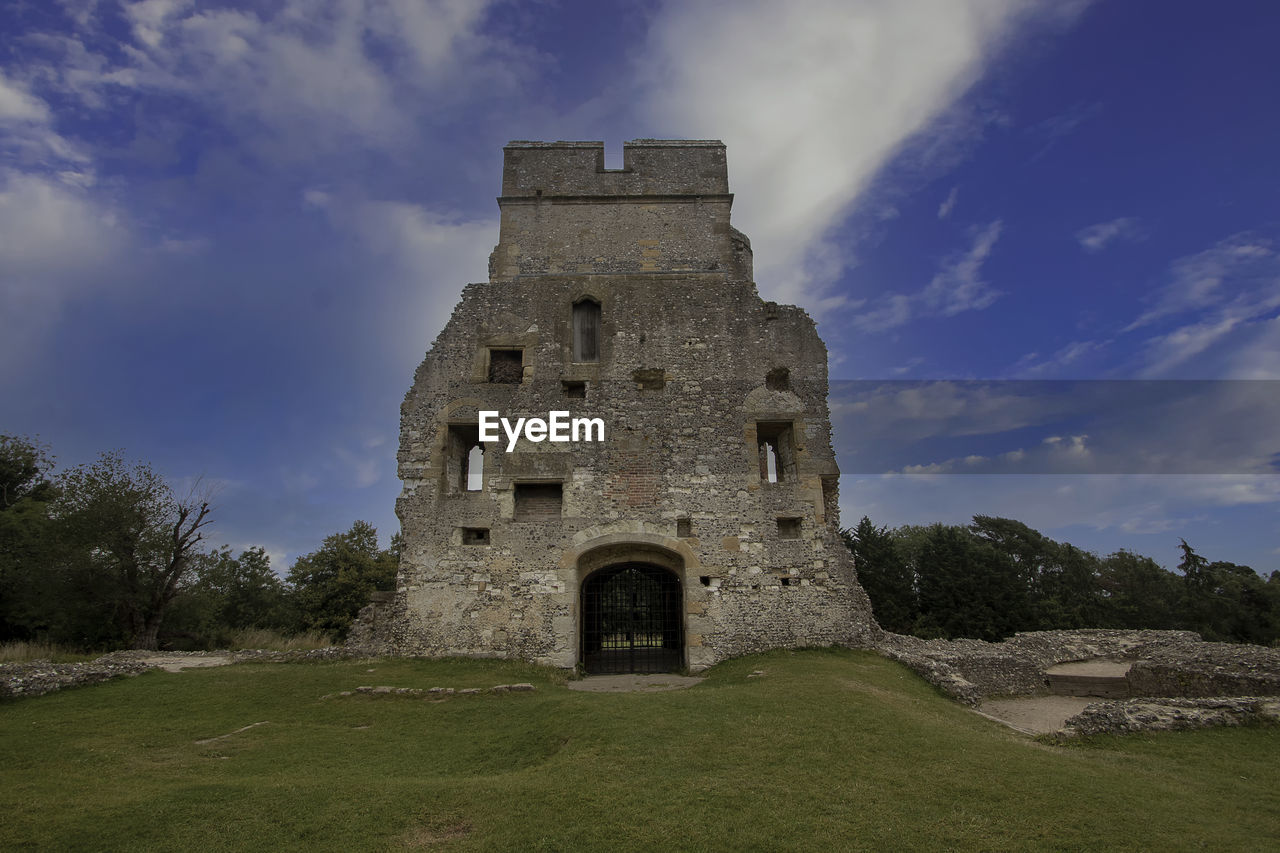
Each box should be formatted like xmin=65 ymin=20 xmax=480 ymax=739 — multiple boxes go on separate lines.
xmin=581 ymin=563 xmax=683 ymax=674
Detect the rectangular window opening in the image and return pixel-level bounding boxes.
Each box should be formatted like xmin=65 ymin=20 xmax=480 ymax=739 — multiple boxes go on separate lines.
xmin=562 ymin=380 xmax=587 ymax=399
xmin=514 ymin=482 xmax=562 ymax=521
xmin=699 ymin=576 xmax=711 ymax=587
xmin=633 ymin=368 xmax=665 ymax=391
xmin=676 ymin=517 xmax=692 ymax=538
xmin=572 ymin=301 xmax=601 ymax=362
xmin=461 ymin=527 xmax=490 ymax=545
xmin=777 ymin=517 xmax=801 ymax=539
xmin=757 ymin=421 xmax=796 ymax=483
xmin=488 ymin=348 xmax=523 ymax=383
xmin=446 ymin=424 xmax=483 ymax=492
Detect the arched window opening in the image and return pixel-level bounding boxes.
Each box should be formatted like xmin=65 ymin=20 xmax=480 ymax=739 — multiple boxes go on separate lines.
xmin=573 ymin=299 xmax=601 ymax=362
xmin=465 ymin=444 xmax=484 ymax=491
xmin=763 ymin=443 xmax=779 ymax=483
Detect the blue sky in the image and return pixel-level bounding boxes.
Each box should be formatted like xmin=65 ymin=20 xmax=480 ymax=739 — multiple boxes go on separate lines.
xmin=2 ymin=0 xmax=1277 ymax=575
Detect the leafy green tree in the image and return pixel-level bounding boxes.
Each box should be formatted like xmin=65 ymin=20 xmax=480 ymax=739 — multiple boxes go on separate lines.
xmin=913 ymin=524 xmax=1024 ymax=641
xmin=196 ymin=546 xmax=293 ymax=631
xmin=843 ymin=516 xmax=916 ymax=634
xmin=0 ymin=436 xmax=60 ymax=641
xmin=286 ymin=521 xmax=397 ymax=640
xmin=1097 ymin=549 xmax=1182 ymax=629
xmin=55 ymin=452 xmax=213 ymax=650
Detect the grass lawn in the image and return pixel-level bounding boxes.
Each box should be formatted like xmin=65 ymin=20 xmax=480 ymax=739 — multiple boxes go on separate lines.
xmin=2 ymin=648 xmax=1277 ymax=851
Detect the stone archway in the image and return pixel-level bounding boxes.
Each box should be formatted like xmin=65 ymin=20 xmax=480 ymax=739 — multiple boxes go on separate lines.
xmin=581 ymin=562 xmax=683 ymax=674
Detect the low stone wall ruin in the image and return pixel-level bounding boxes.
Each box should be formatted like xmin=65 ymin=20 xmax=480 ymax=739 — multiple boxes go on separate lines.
xmin=0 ymin=651 xmax=156 ymax=699
xmin=0 ymin=648 xmax=366 ymax=700
xmin=875 ymin=629 xmax=1276 ymax=706
xmin=1062 ymin=696 xmax=1280 ymax=737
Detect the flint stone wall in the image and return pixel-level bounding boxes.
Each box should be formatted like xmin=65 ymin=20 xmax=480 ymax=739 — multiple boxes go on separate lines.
xmin=1128 ymin=642 xmax=1280 ymax=697
xmin=1063 ymin=697 xmax=1280 ymax=737
xmin=880 ymin=629 xmax=1212 ymax=706
xmin=369 ymin=140 xmax=879 ymax=671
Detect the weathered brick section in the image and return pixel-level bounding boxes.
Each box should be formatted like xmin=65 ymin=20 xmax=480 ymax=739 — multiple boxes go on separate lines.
xmin=358 ymin=140 xmax=879 ymax=671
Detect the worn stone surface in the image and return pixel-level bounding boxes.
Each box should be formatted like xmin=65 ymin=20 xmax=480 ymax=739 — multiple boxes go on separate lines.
xmin=876 ymin=629 xmax=1278 ymax=706
xmin=0 ymin=652 xmax=154 ymax=699
xmin=1062 ymin=697 xmax=1280 ymax=737
xmin=356 ymin=140 xmax=878 ymax=671
xmin=1 ymin=647 xmax=371 ymax=700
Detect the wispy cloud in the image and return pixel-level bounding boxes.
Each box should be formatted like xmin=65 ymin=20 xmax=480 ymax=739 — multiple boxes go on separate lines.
xmin=937 ymin=185 xmax=959 ymax=219
xmin=1120 ymin=232 xmax=1280 ymax=377
xmin=1075 ymin=216 xmax=1141 ymax=253
xmin=639 ymin=0 xmax=1088 ymax=310
xmin=854 ymin=219 xmax=1004 ymax=332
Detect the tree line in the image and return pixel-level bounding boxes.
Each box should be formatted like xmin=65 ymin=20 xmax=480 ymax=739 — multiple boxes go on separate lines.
xmin=844 ymin=515 xmax=1280 ymax=644
xmin=1 ymin=435 xmax=396 ymax=651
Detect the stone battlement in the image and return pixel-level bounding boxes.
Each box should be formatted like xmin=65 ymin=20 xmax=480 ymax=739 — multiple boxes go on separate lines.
xmin=500 ymin=140 xmax=729 ymax=199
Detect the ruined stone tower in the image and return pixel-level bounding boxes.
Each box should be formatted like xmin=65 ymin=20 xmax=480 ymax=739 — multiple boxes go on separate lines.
xmin=370 ymin=139 xmax=878 ymax=672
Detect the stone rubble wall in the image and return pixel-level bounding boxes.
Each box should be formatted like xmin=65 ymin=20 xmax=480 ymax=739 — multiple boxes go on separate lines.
xmin=1062 ymin=697 xmax=1280 ymax=737
xmin=878 ymin=629 xmax=1235 ymax=706
xmin=1128 ymin=642 xmax=1280 ymax=697
xmin=0 ymin=651 xmax=156 ymax=699
xmin=1 ymin=648 xmax=367 ymax=700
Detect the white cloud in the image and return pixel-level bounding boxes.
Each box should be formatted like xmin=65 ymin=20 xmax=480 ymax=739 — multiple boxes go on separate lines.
xmin=640 ymin=0 xmax=1087 ymax=310
xmin=937 ymin=185 xmax=959 ymax=219
xmin=305 ymin=190 xmax=496 ymax=352
xmin=37 ymin=0 xmax=527 ymax=163
xmin=853 ymin=219 xmax=1003 ymax=331
xmin=1010 ymin=339 xmax=1105 ymax=377
xmin=843 ymin=472 xmax=1280 ymax=552
xmin=1126 ymin=233 xmax=1275 ymax=331
xmin=1075 ymin=216 xmax=1141 ymax=253
xmin=0 ymin=170 xmax=129 ymax=373
xmin=1124 ymin=233 xmax=1280 ymax=377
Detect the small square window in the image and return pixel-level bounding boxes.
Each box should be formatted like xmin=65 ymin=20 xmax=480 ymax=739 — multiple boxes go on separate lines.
xmin=676 ymin=517 xmax=692 ymax=538
xmin=633 ymin=368 xmax=665 ymax=391
xmin=777 ymin=517 xmax=801 ymax=539
xmin=514 ymin=483 xmax=562 ymax=521
xmin=461 ymin=527 xmax=490 ymax=545
xmin=562 ymin=380 xmax=587 ymax=399
xmin=488 ymin=349 xmax=523 ymax=383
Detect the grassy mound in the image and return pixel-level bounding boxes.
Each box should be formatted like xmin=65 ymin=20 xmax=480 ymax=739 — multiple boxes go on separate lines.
xmin=2 ymin=648 xmax=1276 ymax=850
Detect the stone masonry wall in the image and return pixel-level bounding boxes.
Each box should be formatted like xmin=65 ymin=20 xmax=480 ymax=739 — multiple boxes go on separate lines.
xmin=368 ymin=140 xmax=879 ymax=671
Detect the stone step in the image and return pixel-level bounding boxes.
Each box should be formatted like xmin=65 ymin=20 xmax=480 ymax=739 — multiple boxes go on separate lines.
xmin=1047 ymin=673 xmax=1130 ymax=699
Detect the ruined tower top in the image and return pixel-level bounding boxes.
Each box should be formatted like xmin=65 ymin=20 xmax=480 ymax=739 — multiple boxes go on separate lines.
xmin=500 ymin=140 xmax=730 ymax=198
xmin=490 ymin=139 xmax=750 ymax=281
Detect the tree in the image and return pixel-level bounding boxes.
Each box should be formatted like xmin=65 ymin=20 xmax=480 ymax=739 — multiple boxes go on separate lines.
xmin=0 ymin=435 xmax=60 ymax=641
xmin=286 ymin=521 xmax=397 ymax=640
xmin=56 ymin=452 xmax=213 ymax=650
xmin=913 ymin=524 xmax=1025 ymax=641
xmin=1097 ymin=549 xmax=1181 ymax=629
xmin=843 ymin=517 xmax=916 ymax=634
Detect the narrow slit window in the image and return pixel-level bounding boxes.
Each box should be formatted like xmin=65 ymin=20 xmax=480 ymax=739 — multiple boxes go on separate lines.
xmin=572 ymin=299 xmax=601 ymax=362
xmin=466 ymin=444 xmax=484 ymax=491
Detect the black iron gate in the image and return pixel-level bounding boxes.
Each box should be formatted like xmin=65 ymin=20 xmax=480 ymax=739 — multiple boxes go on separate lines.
xmin=581 ymin=563 xmax=683 ymax=674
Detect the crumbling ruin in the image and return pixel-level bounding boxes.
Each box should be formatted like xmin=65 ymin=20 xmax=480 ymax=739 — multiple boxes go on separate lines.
xmin=358 ymin=140 xmax=879 ymax=671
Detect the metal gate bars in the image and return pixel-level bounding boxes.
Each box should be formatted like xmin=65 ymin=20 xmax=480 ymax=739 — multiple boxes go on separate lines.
xmin=581 ymin=563 xmax=683 ymax=674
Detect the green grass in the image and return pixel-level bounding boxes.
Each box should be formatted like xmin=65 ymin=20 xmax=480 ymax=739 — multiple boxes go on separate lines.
xmin=0 ymin=640 xmax=97 ymax=663
xmin=2 ymin=648 xmax=1276 ymax=851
